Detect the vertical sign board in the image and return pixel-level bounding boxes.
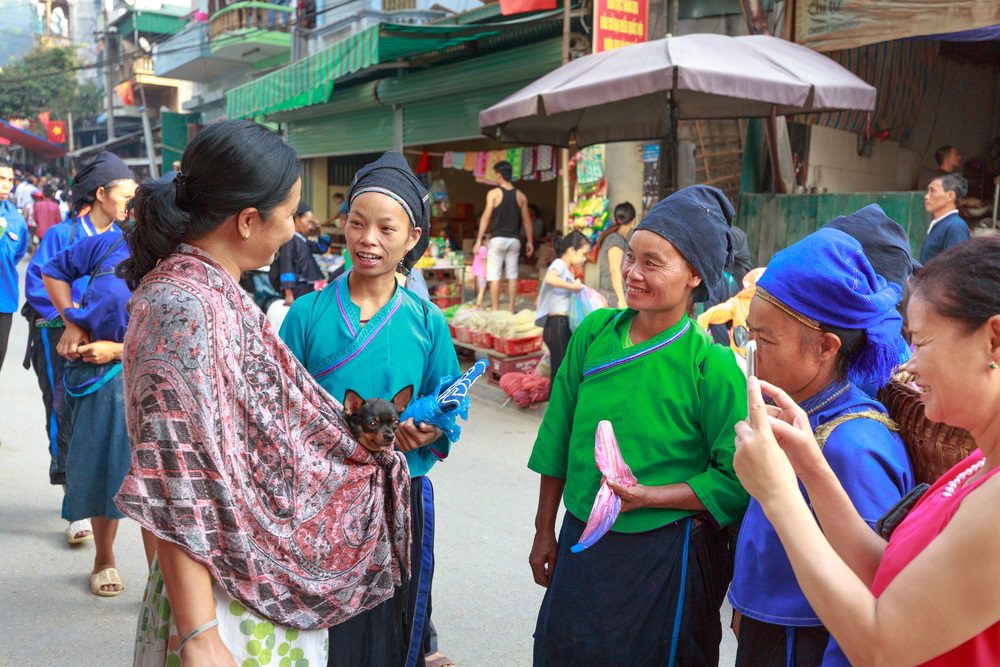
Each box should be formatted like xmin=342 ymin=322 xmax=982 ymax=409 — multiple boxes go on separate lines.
xmin=593 ymin=0 xmax=649 ymax=53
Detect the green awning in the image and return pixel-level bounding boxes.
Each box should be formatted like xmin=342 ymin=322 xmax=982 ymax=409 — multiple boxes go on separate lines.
xmin=225 ymin=17 xmax=559 ymax=120
xmin=114 ymin=9 xmax=187 ymax=37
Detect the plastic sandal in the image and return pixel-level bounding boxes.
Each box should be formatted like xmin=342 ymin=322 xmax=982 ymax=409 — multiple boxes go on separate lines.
xmin=66 ymin=519 xmax=94 ymax=545
xmin=89 ymin=567 xmax=124 ymax=597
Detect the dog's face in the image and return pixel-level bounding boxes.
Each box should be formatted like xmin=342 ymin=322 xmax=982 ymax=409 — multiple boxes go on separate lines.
xmin=343 ymin=386 xmax=413 ymax=453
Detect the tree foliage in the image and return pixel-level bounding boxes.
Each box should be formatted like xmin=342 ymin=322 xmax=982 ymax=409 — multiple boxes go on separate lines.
xmin=0 ymin=45 xmax=102 ymax=125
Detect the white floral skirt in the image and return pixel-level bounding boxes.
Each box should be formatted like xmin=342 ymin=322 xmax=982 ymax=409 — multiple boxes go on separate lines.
xmin=133 ymin=558 xmax=328 ymax=667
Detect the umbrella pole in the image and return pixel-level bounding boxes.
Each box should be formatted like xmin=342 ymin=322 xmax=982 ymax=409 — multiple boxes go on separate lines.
xmin=658 ymin=83 xmax=679 ymax=199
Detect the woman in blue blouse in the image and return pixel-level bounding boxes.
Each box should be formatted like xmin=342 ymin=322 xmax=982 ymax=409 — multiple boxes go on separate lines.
xmin=42 ymin=201 xmax=135 ymax=598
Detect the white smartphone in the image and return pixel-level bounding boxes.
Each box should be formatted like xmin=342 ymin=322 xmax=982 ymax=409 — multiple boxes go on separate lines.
xmin=745 ymin=339 xmax=757 ymax=378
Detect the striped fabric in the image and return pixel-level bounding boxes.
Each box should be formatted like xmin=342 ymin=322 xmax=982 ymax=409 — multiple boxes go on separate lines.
xmin=800 ymin=39 xmax=937 ymax=144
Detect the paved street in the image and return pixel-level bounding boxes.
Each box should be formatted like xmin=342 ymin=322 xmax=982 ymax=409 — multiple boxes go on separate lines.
xmin=0 ymin=260 xmax=737 ymax=666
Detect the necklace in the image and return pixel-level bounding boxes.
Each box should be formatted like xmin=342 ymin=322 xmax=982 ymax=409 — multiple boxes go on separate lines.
xmin=941 ymin=458 xmax=986 ymax=498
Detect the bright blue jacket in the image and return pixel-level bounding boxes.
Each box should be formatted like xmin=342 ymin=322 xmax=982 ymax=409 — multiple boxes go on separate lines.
xmin=25 ymin=215 xmax=120 ymax=321
xmin=0 ymin=199 xmax=29 ymax=313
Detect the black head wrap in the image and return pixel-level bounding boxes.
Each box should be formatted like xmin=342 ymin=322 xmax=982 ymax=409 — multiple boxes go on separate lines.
xmin=294 ymin=201 xmax=313 ymax=218
xmin=824 ymin=203 xmax=920 ymax=289
xmin=348 ymin=152 xmax=429 ymax=274
xmin=635 ymin=185 xmax=735 ymax=304
xmin=71 ymin=151 xmax=133 ymax=207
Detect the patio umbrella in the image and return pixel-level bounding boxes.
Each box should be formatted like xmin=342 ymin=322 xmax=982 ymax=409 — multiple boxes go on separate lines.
xmin=479 ymin=33 xmax=876 ymax=147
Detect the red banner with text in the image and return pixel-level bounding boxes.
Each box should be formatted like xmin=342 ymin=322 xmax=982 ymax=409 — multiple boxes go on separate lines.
xmin=593 ymin=0 xmax=648 ymax=53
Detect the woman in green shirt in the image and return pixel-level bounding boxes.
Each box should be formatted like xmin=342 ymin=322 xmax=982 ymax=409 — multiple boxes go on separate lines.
xmin=528 ymin=185 xmax=749 ymax=666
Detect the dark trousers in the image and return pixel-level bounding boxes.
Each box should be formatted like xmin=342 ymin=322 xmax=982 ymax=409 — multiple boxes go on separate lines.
xmin=534 ymin=513 xmax=733 ymax=667
xmin=542 ymin=315 xmax=571 ymax=381
xmin=0 ymin=312 xmax=11 ymax=372
xmin=328 ymin=476 xmax=436 ymax=667
xmin=735 ymin=615 xmax=830 ymax=667
xmin=23 ymin=318 xmax=70 ymax=485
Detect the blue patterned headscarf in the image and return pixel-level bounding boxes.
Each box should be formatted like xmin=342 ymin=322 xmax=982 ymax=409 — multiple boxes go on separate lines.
xmin=756 ymin=227 xmax=907 ymax=389
xmin=635 ymin=185 xmax=735 ymax=304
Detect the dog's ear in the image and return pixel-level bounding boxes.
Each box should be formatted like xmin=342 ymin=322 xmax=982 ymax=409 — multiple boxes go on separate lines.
xmin=391 ymin=385 xmax=414 ymax=413
xmin=343 ymin=389 xmax=364 ymax=416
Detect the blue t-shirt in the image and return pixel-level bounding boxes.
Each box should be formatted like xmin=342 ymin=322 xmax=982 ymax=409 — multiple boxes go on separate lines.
xmin=26 ymin=215 xmax=118 ymax=321
xmin=42 ymin=232 xmax=132 ymax=343
xmin=729 ymin=380 xmax=913 ymax=663
xmin=0 ymin=200 xmax=29 ymax=313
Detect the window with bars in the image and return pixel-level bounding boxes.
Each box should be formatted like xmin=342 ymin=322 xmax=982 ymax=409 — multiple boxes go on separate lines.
xmin=382 ymin=0 xmax=416 ymax=11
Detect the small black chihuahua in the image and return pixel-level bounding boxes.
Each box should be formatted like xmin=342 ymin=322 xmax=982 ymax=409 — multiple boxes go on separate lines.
xmin=343 ymin=386 xmax=414 ymax=453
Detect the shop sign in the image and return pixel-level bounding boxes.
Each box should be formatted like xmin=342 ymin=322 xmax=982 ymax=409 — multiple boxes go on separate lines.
xmin=593 ymin=0 xmax=649 ymax=53
xmin=796 ymin=0 xmax=1000 ymax=52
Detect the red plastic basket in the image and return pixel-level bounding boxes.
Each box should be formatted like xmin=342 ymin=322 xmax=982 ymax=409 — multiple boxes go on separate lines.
xmin=471 ymin=330 xmax=495 ymax=349
xmin=517 ymin=279 xmax=539 ymax=294
xmin=493 ymin=335 xmax=543 ymax=356
xmin=487 ymin=351 xmax=543 ymax=385
xmin=455 ymin=326 xmax=474 ymax=344
xmin=430 ymin=296 xmax=461 ymax=309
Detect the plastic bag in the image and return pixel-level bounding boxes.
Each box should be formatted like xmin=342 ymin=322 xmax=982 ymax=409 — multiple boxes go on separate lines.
xmin=571 ymin=421 xmax=637 ymax=553
xmin=568 ymin=286 xmax=608 ymax=332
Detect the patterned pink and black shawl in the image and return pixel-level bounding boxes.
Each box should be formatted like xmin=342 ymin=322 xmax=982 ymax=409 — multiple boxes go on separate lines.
xmin=115 ymin=244 xmax=410 ymax=631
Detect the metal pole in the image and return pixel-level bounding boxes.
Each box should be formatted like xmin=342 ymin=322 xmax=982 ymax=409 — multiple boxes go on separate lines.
xmin=557 ymin=0 xmax=572 ymax=233
xmin=103 ymin=13 xmax=116 ymax=141
xmin=392 ymin=105 xmax=403 ymax=153
xmin=135 ymin=27 xmax=158 ymax=178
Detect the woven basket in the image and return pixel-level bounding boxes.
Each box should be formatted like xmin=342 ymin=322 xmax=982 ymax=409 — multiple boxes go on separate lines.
xmin=877 ymin=380 xmax=976 ymax=485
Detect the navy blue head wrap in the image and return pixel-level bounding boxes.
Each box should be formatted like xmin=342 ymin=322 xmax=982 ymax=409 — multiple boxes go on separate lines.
xmin=824 ymin=204 xmax=920 ymax=289
xmin=756 ymin=227 xmax=907 ymax=389
xmin=635 ymin=185 xmax=735 ymax=304
xmin=348 ymin=152 xmax=429 ymax=274
xmin=71 ymin=151 xmax=133 ymax=207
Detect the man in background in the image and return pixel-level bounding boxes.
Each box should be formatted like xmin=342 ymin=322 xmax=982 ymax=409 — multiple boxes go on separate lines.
xmin=33 ymin=185 xmax=63 ymax=240
xmin=921 ymin=173 xmax=971 ymax=263
xmin=0 ymin=159 xmax=29 ymax=371
xmin=474 ymin=161 xmax=534 ymax=312
xmin=933 ymin=145 xmax=961 ymax=176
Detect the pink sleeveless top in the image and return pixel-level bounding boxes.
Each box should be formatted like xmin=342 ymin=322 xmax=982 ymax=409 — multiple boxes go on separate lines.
xmin=871 ymin=449 xmax=1000 ymax=665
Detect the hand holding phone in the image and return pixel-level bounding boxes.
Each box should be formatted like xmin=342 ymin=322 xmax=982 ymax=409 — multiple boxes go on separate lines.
xmin=745 ymin=339 xmax=757 ymax=379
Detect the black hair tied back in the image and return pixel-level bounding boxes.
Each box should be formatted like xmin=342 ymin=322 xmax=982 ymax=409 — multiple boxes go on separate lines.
xmin=117 ymin=119 xmax=301 ymax=290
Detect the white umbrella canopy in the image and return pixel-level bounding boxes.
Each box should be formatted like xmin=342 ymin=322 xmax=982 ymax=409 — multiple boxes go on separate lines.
xmin=480 ymin=33 xmax=876 ymax=147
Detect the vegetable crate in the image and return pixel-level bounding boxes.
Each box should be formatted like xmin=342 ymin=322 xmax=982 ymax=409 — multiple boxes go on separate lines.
xmin=493 ymin=334 xmax=543 ymax=356
xmin=487 ymin=350 xmax=543 ymax=385
xmin=454 ymin=326 xmax=474 ymax=344
xmin=517 ymin=279 xmax=538 ymax=294
xmin=471 ymin=330 xmax=495 ymax=349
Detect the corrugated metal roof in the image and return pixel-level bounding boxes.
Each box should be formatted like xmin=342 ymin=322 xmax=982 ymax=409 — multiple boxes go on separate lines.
xmin=225 ymin=13 xmax=562 ymax=119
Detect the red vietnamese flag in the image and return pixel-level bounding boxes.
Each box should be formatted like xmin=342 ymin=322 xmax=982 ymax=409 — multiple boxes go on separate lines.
xmin=499 ymin=0 xmax=557 ymax=16
xmin=47 ymin=121 xmax=67 ymax=143
xmin=38 ymin=111 xmax=52 ymax=127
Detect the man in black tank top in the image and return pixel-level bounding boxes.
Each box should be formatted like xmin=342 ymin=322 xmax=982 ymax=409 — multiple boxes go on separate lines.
xmin=474 ymin=161 xmax=535 ymax=312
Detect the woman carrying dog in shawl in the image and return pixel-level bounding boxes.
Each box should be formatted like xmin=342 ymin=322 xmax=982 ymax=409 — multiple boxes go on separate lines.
xmin=528 ymin=185 xmax=750 ymax=665
xmin=114 ymin=120 xmax=410 ymax=666
xmin=280 ymin=152 xmax=461 ymax=667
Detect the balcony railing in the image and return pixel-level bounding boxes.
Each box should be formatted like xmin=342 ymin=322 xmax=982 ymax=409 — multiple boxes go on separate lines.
xmin=209 ymin=1 xmax=293 ymax=39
